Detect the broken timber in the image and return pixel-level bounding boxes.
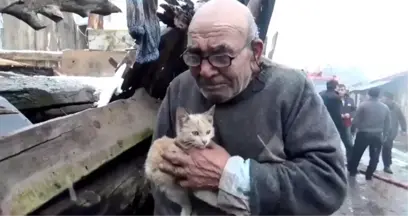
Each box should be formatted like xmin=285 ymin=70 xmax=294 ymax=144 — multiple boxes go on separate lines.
xmin=0 ymin=88 xmax=160 ymax=215
xmin=0 ymin=74 xmax=113 ymax=110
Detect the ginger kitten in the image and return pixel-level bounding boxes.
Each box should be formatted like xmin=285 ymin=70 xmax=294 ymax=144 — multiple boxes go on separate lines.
xmin=144 ymin=105 xmax=215 ymax=216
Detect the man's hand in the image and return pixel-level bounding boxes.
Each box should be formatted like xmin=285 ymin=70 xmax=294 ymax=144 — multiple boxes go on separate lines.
xmin=159 ymin=141 xmax=230 ymax=190
xmin=342 ymin=113 xmax=350 ymax=118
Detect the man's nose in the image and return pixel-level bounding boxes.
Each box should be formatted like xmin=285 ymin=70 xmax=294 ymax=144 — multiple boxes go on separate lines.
xmin=199 ymin=59 xmax=217 ymax=78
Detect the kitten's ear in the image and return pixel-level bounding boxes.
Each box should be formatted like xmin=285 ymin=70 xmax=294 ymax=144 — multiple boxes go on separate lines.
xmin=176 ymin=107 xmax=189 ymax=127
xmin=204 ymin=105 xmax=216 ymax=123
xmin=205 ymin=105 xmax=216 ymax=116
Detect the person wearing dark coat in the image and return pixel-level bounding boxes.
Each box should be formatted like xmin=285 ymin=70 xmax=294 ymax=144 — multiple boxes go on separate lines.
xmin=381 ymin=92 xmax=407 ymax=174
xmin=320 ymin=80 xmax=352 ymax=164
xmin=338 ymin=84 xmax=356 ymax=144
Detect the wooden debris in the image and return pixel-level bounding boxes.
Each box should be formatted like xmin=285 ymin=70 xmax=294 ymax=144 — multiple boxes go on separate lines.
xmin=1 ymin=0 xmax=122 ymax=30
xmin=0 ymin=50 xmax=62 ymax=62
xmin=32 ymin=138 xmax=154 ymax=215
xmin=87 ymin=13 xmax=104 ymax=29
xmin=0 ymin=88 xmax=160 ymax=215
xmin=0 ymin=66 xmax=55 ymax=76
xmin=60 ymin=50 xmax=127 ymax=77
xmin=0 ymin=58 xmax=30 ymax=67
xmin=0 ymin=75 xmax=113 ymax=110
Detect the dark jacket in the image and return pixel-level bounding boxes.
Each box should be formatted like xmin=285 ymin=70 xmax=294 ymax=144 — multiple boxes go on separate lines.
xmin=341 ymin=95 xmax=356 ymax=127
xmin=341 ymin=95 xmax=356 ymax=116
xmin=320 ymin=90 xmax=346 ymax=135
xmin=383 ymin=100 xmax=407 ymax=140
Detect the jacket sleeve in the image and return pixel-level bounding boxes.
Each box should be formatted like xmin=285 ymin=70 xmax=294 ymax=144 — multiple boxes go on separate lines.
xmin=383 ymin=107 xmax=391 ymax=140
xmin=327 ymin=95 xmax=346 ymax=135
xmin=349 ymin=98 xmax=357 ymax=118
xmin=396 ymin=105 xmax=407 ymax=132
xmin=248 ymin=79 xmax=348 ymax=215
xmin=351 ymin=104 xmax=364 ymax=134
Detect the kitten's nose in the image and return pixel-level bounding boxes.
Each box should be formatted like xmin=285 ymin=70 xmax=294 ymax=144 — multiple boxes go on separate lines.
xmin=201 ymin=140 xmax=207 ymax=145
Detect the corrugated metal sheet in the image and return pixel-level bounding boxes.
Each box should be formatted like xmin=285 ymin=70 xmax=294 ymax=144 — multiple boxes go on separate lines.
xmin=349 ymin=80 xmax=392 ymax=92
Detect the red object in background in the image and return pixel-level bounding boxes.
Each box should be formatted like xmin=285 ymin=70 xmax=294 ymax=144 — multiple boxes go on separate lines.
xmin=306 ymin=70 xmax=341 ymax=93
xmin=307 ymin=71 xmax=338 ymax=82
xmin=343 ymin=117 xmax=352 ymax=127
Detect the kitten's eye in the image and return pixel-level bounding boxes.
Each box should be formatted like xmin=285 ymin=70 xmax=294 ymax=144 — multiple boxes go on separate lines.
xmin=206 ymin=130 xmax=211 ymax=135
xmin=192 ymin=131 xmax=199 ymax=136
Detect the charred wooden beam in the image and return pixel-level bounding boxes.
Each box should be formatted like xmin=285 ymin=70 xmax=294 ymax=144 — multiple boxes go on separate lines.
xmin=0 ymin=74 xmax=112 ymax=110
xmin=0 ymin=50 xmax=62 ymax=62
xmin=30 ymin=138 xmax=154 ymax=215
xmin=0 ymin=0 xmax=122 ymax=30
xmin=0 ymin=66 xmax=55 ymax=76
xmin=0 ymin=88 xmax=159 ymax=215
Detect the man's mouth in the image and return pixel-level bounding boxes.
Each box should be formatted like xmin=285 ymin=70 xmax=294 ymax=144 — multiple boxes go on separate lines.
xmin=202 ymin=84 xmax=226 ymax=90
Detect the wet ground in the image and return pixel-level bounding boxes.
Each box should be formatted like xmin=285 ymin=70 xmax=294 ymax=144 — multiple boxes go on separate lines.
xmin=334 ymin=135 xmax=408 ymax=216
xmin=334 ymin=175 xmax=408 ymax=216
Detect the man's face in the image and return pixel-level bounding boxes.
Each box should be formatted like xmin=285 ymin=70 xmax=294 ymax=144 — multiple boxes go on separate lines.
xmin=185 ymin=25 xmax=255 ymax=103
xmin=338 ymin=86 xmax=347 ymax=97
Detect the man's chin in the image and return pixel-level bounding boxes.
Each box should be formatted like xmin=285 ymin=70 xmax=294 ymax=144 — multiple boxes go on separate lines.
xmin=200 ymin=90 xmax=232 ymax=104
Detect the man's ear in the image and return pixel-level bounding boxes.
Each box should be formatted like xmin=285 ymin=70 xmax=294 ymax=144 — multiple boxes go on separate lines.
xmin=251 ymin=39 xmax=264 ymax=62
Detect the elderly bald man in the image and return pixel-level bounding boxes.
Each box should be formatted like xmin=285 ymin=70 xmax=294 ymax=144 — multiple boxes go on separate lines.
xmin=152 ymin=0 xmax=347 ymax=215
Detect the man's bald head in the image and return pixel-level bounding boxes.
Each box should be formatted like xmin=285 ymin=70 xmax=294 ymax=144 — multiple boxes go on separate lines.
xmin=183 ymin=0 xmax=264 ymax=103
xmin=189 ymin=0 xmax=258 ymax=41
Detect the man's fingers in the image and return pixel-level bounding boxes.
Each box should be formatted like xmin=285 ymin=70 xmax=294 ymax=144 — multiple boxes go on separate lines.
xmin=179 ymin=180 xmax=194 ymax=188
xmin=159 ymin=163 xmax=188 ymax=177
xmin=162 ymin=151 xmax=188 ymax=165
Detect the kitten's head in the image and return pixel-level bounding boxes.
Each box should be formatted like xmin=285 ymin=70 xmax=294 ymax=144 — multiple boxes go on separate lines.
xmin=175 ymin=105 xmax=215 ymax=149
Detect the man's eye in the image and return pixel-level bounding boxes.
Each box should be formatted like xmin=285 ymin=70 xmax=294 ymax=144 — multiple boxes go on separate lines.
xmin=192 ymin=131 xmax=199 ymax=136
xmin=210 ymin=55 xmax=231 ymax=67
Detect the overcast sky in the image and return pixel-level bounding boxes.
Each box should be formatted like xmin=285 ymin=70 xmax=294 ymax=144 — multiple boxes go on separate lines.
xmin=266 ymin=0 xmax=408 ymax=80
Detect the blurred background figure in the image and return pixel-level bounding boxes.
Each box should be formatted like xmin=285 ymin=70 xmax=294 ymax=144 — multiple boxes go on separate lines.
xmin=320 ymin=80 xmax=352 ymax=164
xmin=337 ymin=84 xmax=356 ymax=160
xmin=349 ymin=87 xmax=391 ymax=180
xmin=381 ymin=92 xmax=407 ymax=174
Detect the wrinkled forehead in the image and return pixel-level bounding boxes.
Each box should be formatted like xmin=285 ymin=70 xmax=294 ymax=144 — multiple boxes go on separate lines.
xmin=187 ymin=22 xmax=248 ymax=54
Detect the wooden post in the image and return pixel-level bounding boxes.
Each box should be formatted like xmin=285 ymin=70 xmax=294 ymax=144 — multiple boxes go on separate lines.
xmin=88 ymin=14 xmax=104 ymax=29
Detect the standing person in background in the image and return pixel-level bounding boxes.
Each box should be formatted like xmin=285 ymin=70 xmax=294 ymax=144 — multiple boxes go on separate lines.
xmin=338 ymin=84 xmax=356 ymax=144
xmin=381 ymin=92 xmax=407 ymax=174
xmin=320 ymin=80 xmax=352 ymax=164
xmin=349 ymin=87 xmax=391 ymax=180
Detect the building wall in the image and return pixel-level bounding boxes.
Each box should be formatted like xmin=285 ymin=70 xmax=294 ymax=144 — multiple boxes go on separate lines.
xmin=352 ymin=75 xmax=408 ymax=121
